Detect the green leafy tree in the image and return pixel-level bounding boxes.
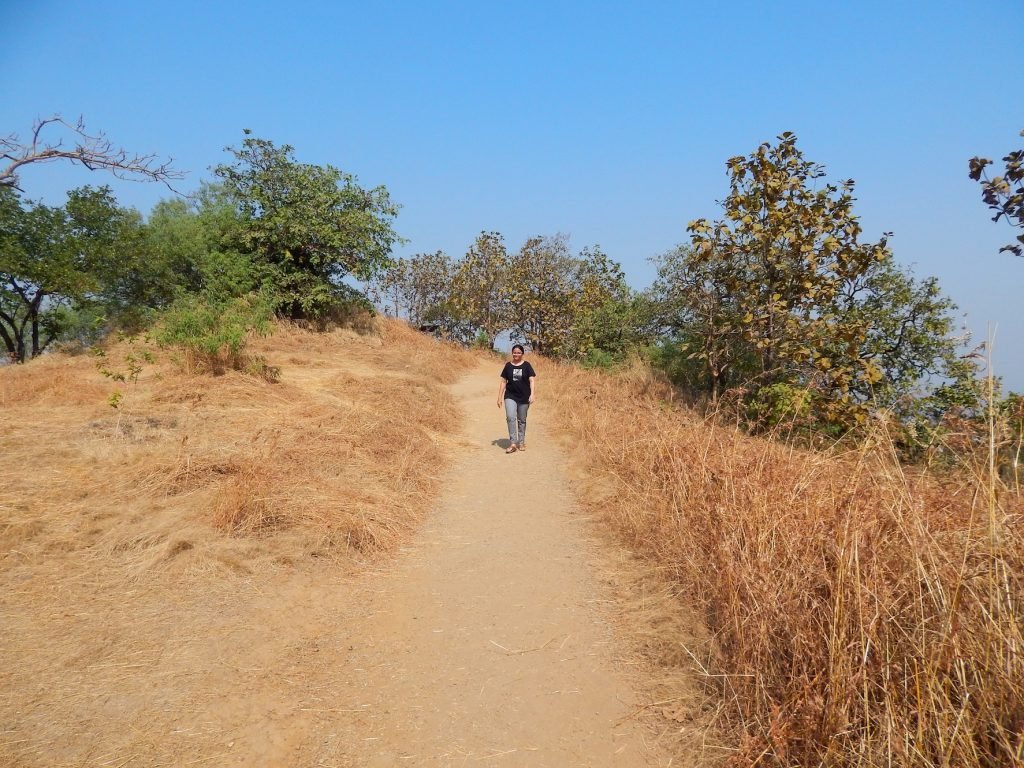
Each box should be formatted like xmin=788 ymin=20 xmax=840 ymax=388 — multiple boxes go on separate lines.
xmin=831 ymin=258 xmax=967 ymax=405
xmin=686 ymin=133 xmax=892 ymax=425
xmin=504 ymin=234 xmax=576 ymax=355
xmin=564 ymin=246 xmax=646 ymax=361
xmin=969 ymin=129 xmax=1024 ymax=257
xmin=214 ymin=133 xmax=400 ymax=318
xmin=452 ymin=231 xmax=508 ymax=349
xmin=0 ymin=185 xmax=136 ymax=362
xmin=92 ymin=197 xmax=206 ymax=332
xmin=673 ymin=133 xmax=973 ymax=430
xmin=188 ymin=183 xmax=263 ymax=304
xmin=139 ymin=184 xmax=269 ymax=374
xmin=654 ymin=243 xmax=968 ymax=413
xmin=501 ymin=237 xmax=641 ymax=360
xmin=93 ymin=184 xmax=259 ymax=336
xmin=649 ymin=244 xmax=754 ymax=400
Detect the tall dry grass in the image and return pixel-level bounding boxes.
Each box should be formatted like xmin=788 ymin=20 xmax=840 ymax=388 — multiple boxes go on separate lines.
xmin=546 ymin=358 xmax=1023 ymax=767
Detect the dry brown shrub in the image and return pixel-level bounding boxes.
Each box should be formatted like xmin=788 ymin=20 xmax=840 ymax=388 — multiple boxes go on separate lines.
xmin=546 ymin=358 xmax=1024 ymax=768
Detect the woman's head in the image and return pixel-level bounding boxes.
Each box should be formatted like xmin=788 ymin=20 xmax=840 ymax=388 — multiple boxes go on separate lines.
xmin=511 ymin=344 xmax=525 ymax=360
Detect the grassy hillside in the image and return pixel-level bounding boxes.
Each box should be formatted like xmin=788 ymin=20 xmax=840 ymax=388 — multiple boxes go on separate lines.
xmin=1 ymin=318 xmax=478 ymax=567
xmin=0 ymin=318 xmax=478 ymax=766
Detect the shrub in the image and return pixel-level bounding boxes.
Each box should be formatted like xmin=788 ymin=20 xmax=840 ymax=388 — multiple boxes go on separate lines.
xmin=579 ymin=346 xmax=618 ymax=370
xmin=154 ymin=292 xmax=273 ymax=374
xmin=745 ymin=381 xmax=813 ymax=431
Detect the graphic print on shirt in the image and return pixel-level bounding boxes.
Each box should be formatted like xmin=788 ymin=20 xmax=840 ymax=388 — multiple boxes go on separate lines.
xmin=512 ymin=368 xmax=523 ymax=381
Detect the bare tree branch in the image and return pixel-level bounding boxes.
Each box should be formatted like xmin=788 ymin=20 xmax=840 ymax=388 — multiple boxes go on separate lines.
xmin=0 ymin=115 xmax=186 ymax=192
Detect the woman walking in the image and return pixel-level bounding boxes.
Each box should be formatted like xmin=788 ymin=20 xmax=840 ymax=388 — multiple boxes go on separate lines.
xmin=497 ymin=344 xmax=536 ymax=454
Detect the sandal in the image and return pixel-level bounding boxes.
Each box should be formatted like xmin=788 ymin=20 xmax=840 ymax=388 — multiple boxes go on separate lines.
xmin=505 ymin=444 xmax=518 ymax=454
xmin=517 ymin=443 xmax=526 ymax=451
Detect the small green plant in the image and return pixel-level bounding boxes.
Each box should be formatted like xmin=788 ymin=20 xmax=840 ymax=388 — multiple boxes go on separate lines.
xmin=579 ymin=346 xmax=617 ymax=370
xmin=92 ymin=333 xmax=156 ymax=433
xmin=745 ymin=381 xmax=812 ymax=432
xmin=471 ymin=329 xmax=493 ymax=350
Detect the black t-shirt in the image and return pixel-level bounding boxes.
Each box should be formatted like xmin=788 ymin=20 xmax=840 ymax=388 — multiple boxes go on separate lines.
xmin=500 ymin=361 xmax=536 ymax=404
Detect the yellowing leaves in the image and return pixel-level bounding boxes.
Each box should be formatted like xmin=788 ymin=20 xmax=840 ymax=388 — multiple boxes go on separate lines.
xmin=863 ymin=362 xmax=883 ymax=384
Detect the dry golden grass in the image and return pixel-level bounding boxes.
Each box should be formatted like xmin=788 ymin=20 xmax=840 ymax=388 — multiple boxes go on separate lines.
xmin=7 ymin=319 xmax=1020 ymax=766
xmin=546 ymin=357 xmax=1024 ymax=767
xmin=0 ymin=316 xmax=479 ymax=765
xmin=2 ymin=317 xmax=477 ymax=567
xmin=8 ymin=317 xmax=481 ymax=556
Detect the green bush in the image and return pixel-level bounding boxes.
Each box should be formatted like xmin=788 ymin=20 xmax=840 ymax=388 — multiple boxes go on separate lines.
xmin=154 ymin=292 xmax=273 ymax=374
xmin=745 ymin=382 xmax=813 ymax=431
xmin=579 ymin=347 xmax=618 ymax=370
xmin=472 ymin=330 xmax=493 ymax=350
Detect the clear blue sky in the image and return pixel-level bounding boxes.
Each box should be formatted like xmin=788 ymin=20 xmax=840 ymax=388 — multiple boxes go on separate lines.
xmin=3 ymin=0 xmax=1022 ymax=389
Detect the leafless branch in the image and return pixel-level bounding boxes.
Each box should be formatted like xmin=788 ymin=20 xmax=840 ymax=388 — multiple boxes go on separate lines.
xmin=0 ymin=115 xmax=186 ymax=192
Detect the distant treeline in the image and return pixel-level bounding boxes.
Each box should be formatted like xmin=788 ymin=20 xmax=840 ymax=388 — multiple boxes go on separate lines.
xmin=2 ymin=128 xmax=1021 ymax=467
xmin=367 ymin=133 xmax=1022 ymax=469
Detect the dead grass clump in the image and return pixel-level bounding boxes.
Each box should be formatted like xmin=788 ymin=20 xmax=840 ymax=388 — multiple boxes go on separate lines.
xmin=546 ymin=359 xmax=1024 ymax=768
xmin=200 ymin=386 xmax=447 ymax=549
xmin=0 ymin=354 xmax=110 ymax=407
xmin=212 ymin=464 xmax=286 ymax=533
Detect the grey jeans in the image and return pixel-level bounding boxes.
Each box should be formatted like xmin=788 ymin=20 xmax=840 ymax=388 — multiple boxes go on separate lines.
xmin=504 ymin=398 xmax=530 ymax=444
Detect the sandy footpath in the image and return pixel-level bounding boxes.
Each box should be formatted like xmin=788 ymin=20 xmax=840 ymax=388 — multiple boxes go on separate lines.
xmin=318 ymin=360 xmax=666 ymax=766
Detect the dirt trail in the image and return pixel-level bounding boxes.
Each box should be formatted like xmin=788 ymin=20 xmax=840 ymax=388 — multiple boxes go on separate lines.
xmin=322 ymin=360 xmax=665 ymax=766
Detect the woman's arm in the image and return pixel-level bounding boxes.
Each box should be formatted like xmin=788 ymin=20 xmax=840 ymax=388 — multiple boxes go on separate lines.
xmin=528 ymin=376 xmax=536 ymax=403
xmin=497 ymin=378 xmax=506 ymax=408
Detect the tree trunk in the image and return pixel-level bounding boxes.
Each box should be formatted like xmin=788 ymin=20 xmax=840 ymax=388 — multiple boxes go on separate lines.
xmin=0 ymin=318 xmax=17 ymax=362
xmin=31 ymin=317 xmax=41 ymax=358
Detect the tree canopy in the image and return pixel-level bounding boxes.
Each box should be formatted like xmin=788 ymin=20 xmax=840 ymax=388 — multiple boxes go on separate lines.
xmin=0 ymin=185 xmax=138 ymax=362
xmin=214 ymin=132 xmax=401 ymax=318
xmin=655 ymin=132 xmax=972 ymax=430
xmin=451 ymin=231 xmax=509 ymax=348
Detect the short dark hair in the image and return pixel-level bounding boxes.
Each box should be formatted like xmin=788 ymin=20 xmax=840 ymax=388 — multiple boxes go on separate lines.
xmin=511 ymin=344 xmax=525 ymax=354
